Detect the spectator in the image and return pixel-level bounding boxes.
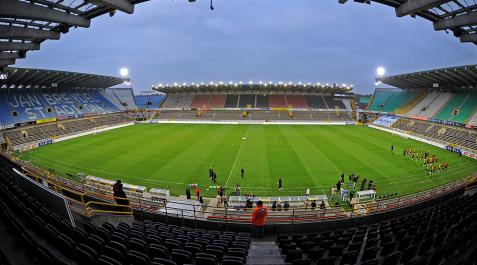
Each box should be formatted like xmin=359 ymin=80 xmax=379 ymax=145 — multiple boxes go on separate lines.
xmin=311 ymin=200 xmax=317 ymax=210
xmin=199 ymin=196 xmax=204 ymax=206
xmin=216 ymin=194 xmax=222 ymax=207
xmin=304 ymin=199 xmax=310 ymax=210
xmin=113 ymin=180 xmax=128 ymax=205
xmin=251 ymin=200 xmax=268 ymax=238
xmin=185 ymin=187 xmax=191 ymax=200
xmin=222 ymin=195 xmax=229 ymax=208
xmin=330 ymin=186 xmax=337 ymax=200
xmin=320 ymin=200 xmax=325 ymax=209
xmin=272 ymin=201 xmax=277 ymax=211
xmin=196 ymin=187 xmax=201 ymax=201
xmin=277 ymin=201 xmax=282 ymax=211
xmin=284 ymin=201 xmax=290 ymax=211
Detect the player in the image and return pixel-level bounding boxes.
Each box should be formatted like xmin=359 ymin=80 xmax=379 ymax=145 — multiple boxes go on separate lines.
xmin=391 ymin=144 xmax=394 ymax=153
xmin=209 ymin=167 xmax=214 ymax=180
xmin=241 ymin=167 xmax=244 ymax=178
xmin=278 ymin=178 xmax=283 ymax=191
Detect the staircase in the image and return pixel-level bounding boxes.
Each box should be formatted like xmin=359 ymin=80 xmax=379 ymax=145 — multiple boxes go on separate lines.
xmin=247 ymin=241 xmax=285 ymax=265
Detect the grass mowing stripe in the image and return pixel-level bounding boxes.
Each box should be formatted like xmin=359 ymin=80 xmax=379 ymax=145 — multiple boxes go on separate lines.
xmin=19 ymin=124 xmax=477 ymax=197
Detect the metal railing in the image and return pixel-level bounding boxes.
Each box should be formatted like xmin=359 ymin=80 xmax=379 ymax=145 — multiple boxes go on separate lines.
xmin=3 ymin=152 xmax=475 ymax=224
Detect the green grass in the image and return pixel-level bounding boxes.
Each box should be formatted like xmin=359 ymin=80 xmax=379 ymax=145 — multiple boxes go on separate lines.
xmin=18 ymin=124 xmax=477 ymax=198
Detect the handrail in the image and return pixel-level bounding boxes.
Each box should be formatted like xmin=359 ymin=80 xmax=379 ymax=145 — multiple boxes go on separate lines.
xmin=2 ymin=152 xmax=475 ymax=223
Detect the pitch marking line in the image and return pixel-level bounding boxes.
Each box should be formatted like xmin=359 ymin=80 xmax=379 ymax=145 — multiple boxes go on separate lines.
xmin=224 ymin=133 xmax=248 ymax=188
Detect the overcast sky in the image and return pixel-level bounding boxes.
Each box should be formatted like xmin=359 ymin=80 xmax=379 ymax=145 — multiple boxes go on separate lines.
xmin=16 ymin=0 xmax=477 ymax=94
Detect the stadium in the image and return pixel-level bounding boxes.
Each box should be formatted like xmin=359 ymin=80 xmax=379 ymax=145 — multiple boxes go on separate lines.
xmin=0 ymin=1 xmax=477 ymax=265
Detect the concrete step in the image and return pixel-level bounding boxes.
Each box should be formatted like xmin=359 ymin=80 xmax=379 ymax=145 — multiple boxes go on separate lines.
xmin=247 ymin=241 xmax=285 ymax=265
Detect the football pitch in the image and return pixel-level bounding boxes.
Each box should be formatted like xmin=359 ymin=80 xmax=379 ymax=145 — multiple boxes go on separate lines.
xmin=19 ymin=124 xmax=477 ymax=198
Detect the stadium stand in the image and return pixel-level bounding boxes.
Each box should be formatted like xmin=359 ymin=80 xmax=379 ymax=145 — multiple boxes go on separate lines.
xmin=0 ymin=158 xmax=252 ymax=265
xmin=100 ymin=88 xmax=137 ymax=110
xmin=269 ymin=95 xmax=287 ymax=108
xmin=135 ymin=94 xmax=166 ymax=109
xmin=469 ymin=111 xmax=477 ymax=126
xmin=190 ymin=95 xmax=211 ymax=109
xmin=0 ymin=90 xmax=120 ymax=126
xmin=224 ymin=95 xmax=239 ymax=108
xmin=209 ymin=95 xmax=227 ymax=108
xmin=391 ymin=117 xmax=477 ymax=151
xmin=368 ymin=90 xmax=418 ymax=113
xmin=286 ymin=95 xmax=308 ymax=108
xmin=276 ymin=191 xmax=477 ymax=265
xmin=256 ymin=95 xmax=270 ymax=108
xmin=323 ymin=96 xmax=347 ymax=110
xmin=412 ymin=92 xmax=453 ymax=119
xmin=238 ymin=94 xmax=256 ymax=108
xmin=305 ymin=96 xmax=328 ymax=109
xmin=161 ymin=95 xmax=194 ymax=109
xmin=3 ymin=114 xmax=130 ymax=148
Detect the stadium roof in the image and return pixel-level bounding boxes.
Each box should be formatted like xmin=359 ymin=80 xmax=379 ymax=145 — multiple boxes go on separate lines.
xmin=376 ymin=64 xmax=477 ymax=90
xmin=153 ymin=82 xmax=353 ymax=95
xmin=0 ymin=67 xmax=127 ymax=89
xmin=339 ymin=0 xmax=477 ymax=45
xmin=0 ymin=0 xmax=148 ymax=69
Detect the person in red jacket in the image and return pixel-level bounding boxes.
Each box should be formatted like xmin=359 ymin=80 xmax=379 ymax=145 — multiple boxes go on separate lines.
xmin=251 ymin=200 xmax=268 ymax=238
xmin=196 ymin=187 xmax=201 ymax=201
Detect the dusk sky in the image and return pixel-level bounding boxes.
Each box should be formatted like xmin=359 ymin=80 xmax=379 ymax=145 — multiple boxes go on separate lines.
xmin=16 ymin=0 xmax=477 ymax=94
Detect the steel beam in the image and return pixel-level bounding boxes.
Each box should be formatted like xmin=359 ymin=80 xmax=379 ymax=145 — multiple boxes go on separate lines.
xmin=0 ymin=42 xmax=40 ymax=51
xmin=0 ymin=59 xmax=15 ymax=65
xmin=0 ymin=0 xmax=90 ymax=28
xmin=91 ymin=0 xmax=134 ymax=14
xmin=396 ymin=0 xmax=450 ymax=17
xmin=460 ymin=33 xmax=477 ymax=43
xmin=434 ymin=11 xmax=477 ymax=30
xmin=0 ymin=25 xmax=61 ymax=40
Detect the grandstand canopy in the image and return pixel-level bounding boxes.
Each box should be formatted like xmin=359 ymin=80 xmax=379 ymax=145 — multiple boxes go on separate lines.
xmin=153 ymin=83 xmax=353 ymax=95
xmin=339 ymin=0 xmax=477 ymax=45
xmin=376 ymin=65 xmax=477 ymax=91
xmin=0 ymin=0 xmax=147 ymax=69
xmin=0 ymin=67 xmax=127 ymax=89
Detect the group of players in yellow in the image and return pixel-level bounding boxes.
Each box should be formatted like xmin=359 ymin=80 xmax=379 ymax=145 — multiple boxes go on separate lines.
xmin=403 ymin=147 xmax=449 ymax=176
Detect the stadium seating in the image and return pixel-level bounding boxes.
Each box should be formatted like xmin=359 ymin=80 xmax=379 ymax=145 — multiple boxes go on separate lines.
xmin=468 ymin=110 xmax=477 ymax=126
xmin=190 ymin=95 xmax=211 ymax=109
xmin=238 ymin=94 xmax=256 ymax=108
xmin=224 ymin=95 xmax=239 ymax=108
xmin=135 ymin=95 xmax=166 ymax=109
xmin=368 ymin=90 xmax=418 ymax=113
xmin=431 ymin=92 xmax=477 ymax=123
xmin=3 ymin=114 xmax=130 ymax=148
xmin=276 ymin=191 xmax=477 ymax=265
xmin=269 ymin=95 xmax=287 ymax=108
xmin=154 ymin=110 xmax=354 ymax=122
xmin=161 ymin=95 xmax=194 ymax=109
xmin=0 ymin=90 xmax=121 ymax=126
xmin=323 ymin=96 xmax=347 ymax=110
xmin=209 ymin=95 xmax=227 ymax=108
xmin=286 ymin=95 xmax=308 ymax=108
xmin=0 ymin=160 xmax=252 ymax=265
xmin=111 ymin=88 xmax=137 ymax=109
xmin=256 ymin=95 xmax=269 ymax=108
xmin=305 ymin=96 xmax=328 ymax=109
xmin=391 ymin=117 xmax=477 ymax=150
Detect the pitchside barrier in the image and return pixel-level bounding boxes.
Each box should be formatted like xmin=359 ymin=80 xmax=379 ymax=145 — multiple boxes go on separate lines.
xmin=5 ymin=152 xmax=475 ymax=225
xmin=149 ymin=119 xmax=354 ymax=125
